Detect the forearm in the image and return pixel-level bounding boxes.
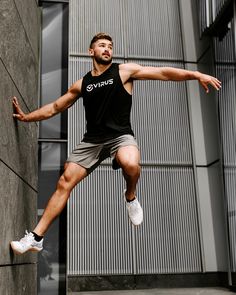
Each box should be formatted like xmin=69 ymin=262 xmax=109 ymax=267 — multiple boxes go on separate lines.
xmin=160 ymin=67 xmax=201 ymax=81
xmin=22 ymin=102 xmax=57 ymax=122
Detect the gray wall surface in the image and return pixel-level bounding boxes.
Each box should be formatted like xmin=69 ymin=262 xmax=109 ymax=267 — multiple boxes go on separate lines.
xmin=67 ymin=1 xmax=229 ymax=288
xmin=0 ymin=0 xmax=40 ymax=294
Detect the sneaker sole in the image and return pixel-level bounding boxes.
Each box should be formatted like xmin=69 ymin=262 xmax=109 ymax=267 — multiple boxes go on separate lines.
xmin=10 ymin=242 xmax=42 ymax=255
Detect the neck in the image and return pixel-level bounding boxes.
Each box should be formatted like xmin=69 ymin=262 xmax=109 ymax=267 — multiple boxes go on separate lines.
xmin=92 ymin=61 xmax=112 ymax=76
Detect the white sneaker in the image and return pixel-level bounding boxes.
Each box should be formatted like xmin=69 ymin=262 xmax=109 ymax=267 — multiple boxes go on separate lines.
xmin=124 ymin=190 xmax=143 ymax=226
xmin=10 ymin=231 xmax=43 ymax=255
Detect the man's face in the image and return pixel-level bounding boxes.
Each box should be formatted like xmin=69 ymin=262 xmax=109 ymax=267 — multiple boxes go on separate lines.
xmin=89 ymin=39 xmax=113 ymax=65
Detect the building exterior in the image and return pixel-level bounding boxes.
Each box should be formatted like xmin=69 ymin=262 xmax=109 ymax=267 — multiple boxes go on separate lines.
xmin=0 ymin=0 xmax=40 ymax=294
xmin=67 ymin=0 xmax=234 ymax=292
xmin=1 ymin=0 xmax=235 ymax=294
xmin=199 ymin=0 xmax=236 ymax=288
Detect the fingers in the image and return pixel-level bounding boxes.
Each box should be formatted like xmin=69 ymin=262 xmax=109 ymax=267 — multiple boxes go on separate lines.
xmin=201 ymin=76 xmax=222 ymax=93
xmin=203 ymin=84 xmax=209 ymax=93
xmin=12 ymin=96 xmax=19 ymax=109
xmin=210 ymin=78 xmax=221 ymax=91
xmin=12 ymin=96 xmax=24 ymax=120
xmin=12 ymin=96 xmax=18 ymax=103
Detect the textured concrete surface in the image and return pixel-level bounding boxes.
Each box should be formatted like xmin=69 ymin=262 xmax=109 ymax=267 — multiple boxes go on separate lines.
xmin=0 ymin=0 xmax=40 ymax=294
xmin=0 ymin=0 xmax=39 ymax=108
xmin=13 ymin=0 xmax=40 ymax=60
xmin=69 ymin=288 xmax=236 ymax=295
xmin=0 ymin=264 xmax=37 ymax=295
xmin=0 ymin=59 xmax=38 ymax=189
xmin=0 ymin=161 xmax=37 ymax=265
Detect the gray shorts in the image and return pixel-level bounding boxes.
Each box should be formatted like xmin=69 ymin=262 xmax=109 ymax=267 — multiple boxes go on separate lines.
xmin=66 ymin=134 xmax=139 ymax=174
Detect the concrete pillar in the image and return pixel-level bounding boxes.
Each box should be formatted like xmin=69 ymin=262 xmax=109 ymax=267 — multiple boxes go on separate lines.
xmin=0 ymin=0 xmax=41 ymax=293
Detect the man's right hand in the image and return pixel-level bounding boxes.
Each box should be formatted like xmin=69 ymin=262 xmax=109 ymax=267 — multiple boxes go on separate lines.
xmin=12 ymin=96 xmax=28 ymax=122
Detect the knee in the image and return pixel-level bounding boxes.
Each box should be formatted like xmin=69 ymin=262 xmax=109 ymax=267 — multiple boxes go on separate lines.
xmin=122 ymin=160 xmax=141 ymax=176
xmin=57 ymin=173 xmax=73 ymax=193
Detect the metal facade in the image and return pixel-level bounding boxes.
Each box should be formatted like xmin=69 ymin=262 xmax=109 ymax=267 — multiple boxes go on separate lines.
xmin=198 ymin=0 xmax=231 ymax=32
xmin=216 ymin=61 xmax=236 ymax=271
xmin=67 ymin=0 xmax=202 ymax=275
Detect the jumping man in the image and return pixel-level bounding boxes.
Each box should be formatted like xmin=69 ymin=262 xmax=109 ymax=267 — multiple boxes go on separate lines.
xmin=10 ymin=32 xmax=221 ymax=255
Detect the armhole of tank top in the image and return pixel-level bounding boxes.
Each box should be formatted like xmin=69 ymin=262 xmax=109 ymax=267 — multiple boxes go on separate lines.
xmin=81 ymin=74 xmax=89 ymax=96
xmin=117 ymin=65 xmax=132 ymax=97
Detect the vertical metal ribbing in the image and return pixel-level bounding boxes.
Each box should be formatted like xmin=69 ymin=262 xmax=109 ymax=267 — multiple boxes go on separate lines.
xmin=224 ymin=168 xmax=236 ymax=271
xmin=129 ymin=60 xmax=192 ymax=166
xmin=68 ymin=167 xmax=133 ymax=275
xmin=134 ymin=167 xmax=201 ymax=274
xmin=216 ymin=65 xmax=236 ymax=166
xmin=68 ymin=0 xmax=202 ymax=276
xmin=216 ymin=63 xmax=236 ymax=272
xmin=214 ymin=27 xmax=235 ymax=63
xmin=125 ymin=0 xmax=183 ymax=60
xmin=69 ymin=0 xmax=125 ymax=56
xmin=199 ymin=0 xmax=232 ymax=34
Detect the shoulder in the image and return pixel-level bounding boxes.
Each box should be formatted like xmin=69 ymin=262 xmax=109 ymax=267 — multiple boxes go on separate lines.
xmin=119 ymin=63 xmax=143 ymax=72
xmin=119 ymin=63 xmax=143 ymax=81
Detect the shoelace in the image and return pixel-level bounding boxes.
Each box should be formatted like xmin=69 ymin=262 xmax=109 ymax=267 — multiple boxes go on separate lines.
xmin=20 ymin=230 xmax=34 ymax=243
xmin=129 ymin=200 xmax=140 ymax=214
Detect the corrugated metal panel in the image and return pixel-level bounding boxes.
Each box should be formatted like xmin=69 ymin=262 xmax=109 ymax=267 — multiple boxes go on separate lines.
xmin=69 ymin=0 xmax=183 ymax=60
xmin=68 ymin=166 xmax=201 ymax=275
xmin=214 ymin=25 xmax=235 ymax=63
xmin=216 ymin=65 xmax=236 ymax=166
xmin=216 ymin=64 xmax=236 ymax=272
xmin=198 ymin=0 xmax=230 ymax=33
xmin=125 ymin=0 xmax=183 ymax=60
xmin=135 ymin=167 xmax=201 ymax=274
xmin=69 ymin=0 xmax=125 ymax=56
xmin=128 ymin=60 xmax=192 ymax=165
xmin=198 ymin=0 xmax=209 ymax=32
xmin=224 ymin=168 xmax=236 ymax=271
xmin=68 ymin=167 xmax=133 ymax=275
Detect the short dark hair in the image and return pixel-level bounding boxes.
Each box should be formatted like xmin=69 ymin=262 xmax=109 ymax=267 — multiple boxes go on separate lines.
xmin=89 ymin=32 xmax=113 ymax=48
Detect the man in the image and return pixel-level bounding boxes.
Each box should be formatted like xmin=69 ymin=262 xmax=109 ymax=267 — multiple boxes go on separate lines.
xmin=10 ymin=32 xmax=221 ymax=255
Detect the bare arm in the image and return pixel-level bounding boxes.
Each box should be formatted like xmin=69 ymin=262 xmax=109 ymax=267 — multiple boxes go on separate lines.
xmin=120 ymin=63 xmax=221 ymax=93
xmin=12 ymin=79 xmax=82 ymax=122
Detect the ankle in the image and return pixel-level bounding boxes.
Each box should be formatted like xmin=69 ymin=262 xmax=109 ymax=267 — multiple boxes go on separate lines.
xmin=125 ymin=192 xmax=136 ymax=202
xmin=32 ymin=231 xmax=44 ymax=242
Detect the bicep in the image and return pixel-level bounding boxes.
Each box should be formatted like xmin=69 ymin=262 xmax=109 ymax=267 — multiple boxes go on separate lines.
xmin=130 ymin=66 xmax=167 ymax=80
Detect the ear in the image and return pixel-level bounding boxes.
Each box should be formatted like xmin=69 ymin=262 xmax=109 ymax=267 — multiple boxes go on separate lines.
xmin=88 ymin=48 xmax=94 ymax=56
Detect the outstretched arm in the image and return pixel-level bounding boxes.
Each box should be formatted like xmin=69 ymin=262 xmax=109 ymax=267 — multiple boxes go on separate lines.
xmin=12 ymin=79 xmax=82 ymax=122
xmin=120 ymin=63 xmax=221 ymax=93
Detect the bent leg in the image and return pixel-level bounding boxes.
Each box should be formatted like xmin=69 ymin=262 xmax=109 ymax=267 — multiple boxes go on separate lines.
xmin=33 ymin=162 xmax=87 ymax=236
xmin=115 ymin=145 xmax=141 ymax=200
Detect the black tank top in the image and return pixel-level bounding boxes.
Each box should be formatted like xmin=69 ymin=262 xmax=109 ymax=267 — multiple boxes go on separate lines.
xmin=81 ymin=63 xmax=134 ymax=143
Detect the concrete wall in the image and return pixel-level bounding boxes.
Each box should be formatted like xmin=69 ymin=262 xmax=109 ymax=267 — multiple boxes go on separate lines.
xmin=0 ymin=0 xmax=40 ymax=294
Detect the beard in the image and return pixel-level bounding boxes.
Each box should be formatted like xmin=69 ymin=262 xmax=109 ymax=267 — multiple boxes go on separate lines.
xmin=94 ymin=54 xmax=112 ymax=65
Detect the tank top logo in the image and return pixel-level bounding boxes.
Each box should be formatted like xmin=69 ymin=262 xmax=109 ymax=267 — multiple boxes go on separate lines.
xmin=86 ymin=78 xmax=114 ymax=92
